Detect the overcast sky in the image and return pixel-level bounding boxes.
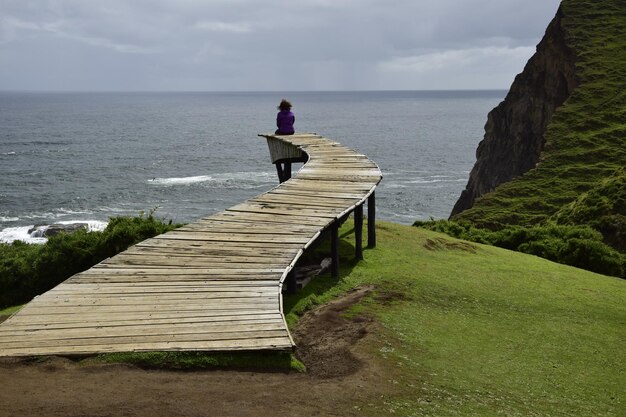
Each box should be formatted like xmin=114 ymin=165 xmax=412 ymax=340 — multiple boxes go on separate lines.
xmin=0 ymin=0 xmax=562 ymax=91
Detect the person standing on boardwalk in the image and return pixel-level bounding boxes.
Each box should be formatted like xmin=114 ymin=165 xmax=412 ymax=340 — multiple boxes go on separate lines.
xmin=275 ymin=99 xmax=295 ymax=135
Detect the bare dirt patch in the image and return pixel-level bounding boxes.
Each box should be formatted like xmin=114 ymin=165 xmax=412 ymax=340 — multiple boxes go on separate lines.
xmin=0 ymin=286 xmax=398 ymax=417
xmin=373 ymin=289 xmax=412 ymax=306
xmin=294 ymin=285 xmax=375 ymax=379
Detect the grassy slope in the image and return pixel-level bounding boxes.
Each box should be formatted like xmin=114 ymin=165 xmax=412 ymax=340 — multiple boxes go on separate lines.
xmin=3 ymin=221 xmax=624 ymax=414
xmin=287 ymin=221 xmax=625 ymax=416
xmin=452 ymin=0 xmax=626 ymax=234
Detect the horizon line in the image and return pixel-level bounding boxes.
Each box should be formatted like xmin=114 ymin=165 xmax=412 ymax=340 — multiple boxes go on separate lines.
xmin=0 ymin=88 xmax=508 ymax=94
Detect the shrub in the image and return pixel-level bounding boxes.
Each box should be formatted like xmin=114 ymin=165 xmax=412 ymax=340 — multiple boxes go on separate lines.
xmin=414 ymin=220 xmax=625 ymax=278
xmin=0 ymin=213 xmax=181 ymax=308
xmin=557 ymin=238 xmax=624 ymax=277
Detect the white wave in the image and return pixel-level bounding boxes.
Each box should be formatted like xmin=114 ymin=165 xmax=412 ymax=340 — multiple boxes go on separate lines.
xmin=0 ymin=216 xmax=19 ymax=222
xmin=0 ymin=220 xmax=108 ymax=244
xmin=17 ymin=208 xmax=95 ymax=221
xmin=385 ymin=177 xmax=466 ymax=188
xmin=149 ymin=172 xmax=275 ymax=188
xmin=58 ymin=220 xmax=108 ymax=232
xmin=55 ymin=208 xmax=94 ymax=216
xmin=0 ymin=226 xmax=47 ymax=244
xmin=99 ymin=206 xmax=136 ymax=213
xmin=406 ymin=178 xmax=467 ymax=184
xmin=150 ymin=175 xmax=214 ymax=185
xmin=2 ymin=152 xmax=16 ymax=156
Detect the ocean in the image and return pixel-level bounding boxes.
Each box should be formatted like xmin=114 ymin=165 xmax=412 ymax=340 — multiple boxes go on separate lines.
xmin=0 ymin=90 xmax=505 ymax=243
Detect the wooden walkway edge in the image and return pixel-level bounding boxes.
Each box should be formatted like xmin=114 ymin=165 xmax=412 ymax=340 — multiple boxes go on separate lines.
xmin=0 ymin=133 xmax=382 ymax=357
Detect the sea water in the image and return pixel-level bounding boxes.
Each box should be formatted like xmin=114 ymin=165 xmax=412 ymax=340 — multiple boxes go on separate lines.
xmin=0 ymin=91 xmax=504 ymax=243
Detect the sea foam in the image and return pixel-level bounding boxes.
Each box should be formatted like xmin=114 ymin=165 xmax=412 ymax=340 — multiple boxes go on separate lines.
xmin=0 ymin=220 xmax=108 ymax=244
xmin=149 ymin=172 xmax=275 ymax=189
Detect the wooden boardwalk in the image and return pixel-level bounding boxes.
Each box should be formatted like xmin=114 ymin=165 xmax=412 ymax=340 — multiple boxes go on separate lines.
xmin=0 ymin=134 xmax=382 ymax=357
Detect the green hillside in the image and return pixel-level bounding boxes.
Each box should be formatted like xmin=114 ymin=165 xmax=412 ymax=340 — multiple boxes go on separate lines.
xmin=451 ymin=0 xmax=626 ymax=249
xmin=287 ymin=221 xmax=625 ymax=416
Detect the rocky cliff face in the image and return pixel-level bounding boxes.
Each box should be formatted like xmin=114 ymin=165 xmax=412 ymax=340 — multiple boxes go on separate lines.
xmin=450 ymin=6 xmax=579 ymax=217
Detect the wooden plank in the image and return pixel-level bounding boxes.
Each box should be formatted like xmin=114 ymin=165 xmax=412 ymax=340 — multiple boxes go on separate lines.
xmin=45 ymin=284 xmax=278 ymax=293
xmin=307 ymin=154 xmax=369 ymax=161
xmin=0 ymin=337 xmax=293 ymax=356
xmin=64 ymin=275 xmax=282 ymax=284
xmin=180 ymin=222 xmax=319 ymax=234
xmin=298 ymin=167 xmax=381 ymax=175
xmin=118 ymin=250 xmax=292 ymax=262
xmin=0 ymin=323 xmax=289 ymax=343
xmin=107 ymin=255 xmax=289 ymax=267
xmin=21 ymin=296 xmax=279 ymax=308
xmin=253 ymin=193 xmax=359 ymax=207
xmin=136 ymin=238 xmax=302 ymax=250
xmin=84 ymin=267 xmax=285 ymax=275
xmin=0 ymin=324 xmax=288 ymax=344
xmin=268 ymin=188 xmax=365 ymax=199
xmin=101 ymin=256 xmax=283 ymax=266
xmin=40 ymin=291 xmax=277 ymax=302
xmin=97 ymin=262 xmax=285 ymax=270
xmin=174 ymin=226 xmax=314 ymax=236
xmin=0 ymin=323 xmax=287 ymax=341
xmin=48 ymin=281 xmax=280 ymax=289
xmin=0 ymin=329 xmax=291 ymax=349
xmin=46 ymin=289 xmax=278 ymax=298
xmin=4 ymin=310 xmax=281 ymax=326
xmin=282 ymin=179 xmax=376 ymax=190
xmin=33 ymin=294 xmax=278 ymax=307
xmin=10 ymin=314 xmax=280 ymax=328
xmin=297 ymin=157 xmax=374 ymax=163
xmin=153 ymin=232 xmax=311 ymax=244
xmin=209 ymin=211 xmax=330 ymax=227
xmin=133 ymin=243 xmax=301 ymax=257
xmin=124 ymin=246 xmax=294 ymax=257
xmin=226 ymin=202 xmax=339 ymax=219
xmin=17 ymin=301 xmax=280 ymax=313
xmin=296 ymin=172 xmax=381 ymax=180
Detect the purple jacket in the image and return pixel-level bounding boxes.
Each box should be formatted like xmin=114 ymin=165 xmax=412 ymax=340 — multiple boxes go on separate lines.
xmin=276 ymin=110 xmax=295 ymax=135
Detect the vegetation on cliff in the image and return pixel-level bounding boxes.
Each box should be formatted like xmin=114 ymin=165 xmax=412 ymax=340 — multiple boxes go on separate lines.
xmin=427 ymin=0 xmax=626 ymax=276
xmin=552 ymin=167 xmax=626 ymax=251
xmin=453 ymin=0 xmax=625 ymax=231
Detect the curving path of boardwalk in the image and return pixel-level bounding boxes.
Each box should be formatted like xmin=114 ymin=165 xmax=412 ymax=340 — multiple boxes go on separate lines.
xmin=0 ymin=133 xmax=382 ymax=357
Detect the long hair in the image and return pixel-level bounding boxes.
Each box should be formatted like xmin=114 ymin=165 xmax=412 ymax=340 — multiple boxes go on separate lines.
xmin=278 ymin=99 xmax=292 ymax=111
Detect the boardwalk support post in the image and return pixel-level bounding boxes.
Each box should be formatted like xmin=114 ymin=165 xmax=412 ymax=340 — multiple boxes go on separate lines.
xmin=368 ymin=192 xmax=376 ymax=248
xmin=285 ymin=271 xmax=297 ymax=294
xmin=274 ymin=163 xmax=283 ymax=183
xmin=274 ymin=162 xmax=292 ymax=183
xmin=331 ymin=222 xmax=339 ymax=278
xmin=355 ymin=204 xmax=363 ymax=260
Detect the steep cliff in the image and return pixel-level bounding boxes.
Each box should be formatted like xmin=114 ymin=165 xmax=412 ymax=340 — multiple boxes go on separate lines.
xmin=451 ymin=6 xmax=578 ymax=216
xmin=449 ymin=0 xmax=626 ymax=242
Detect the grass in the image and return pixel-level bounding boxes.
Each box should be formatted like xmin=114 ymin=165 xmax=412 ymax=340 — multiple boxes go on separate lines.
xmin=285 ymin=220 xmax=625 ymax=416
xmin=0 ymin=305 xmax=23 ymax=317
xmin=452 ymin=0 xmax=626 ymax=252
xmin=2 ymin=220 xmax=623 ymax=415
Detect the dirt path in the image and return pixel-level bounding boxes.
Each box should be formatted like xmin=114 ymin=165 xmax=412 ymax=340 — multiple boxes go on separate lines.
xmin=0 ymin=286 xmax=398 ymax=417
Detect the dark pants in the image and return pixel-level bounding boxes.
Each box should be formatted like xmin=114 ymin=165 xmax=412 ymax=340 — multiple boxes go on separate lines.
xmin=275 ymin=130 xmax=294 ymax=135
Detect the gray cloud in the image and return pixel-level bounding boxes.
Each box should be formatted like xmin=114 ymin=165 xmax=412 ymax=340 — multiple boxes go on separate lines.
xmin=0 ymin=0 xmax=562 ymax=91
